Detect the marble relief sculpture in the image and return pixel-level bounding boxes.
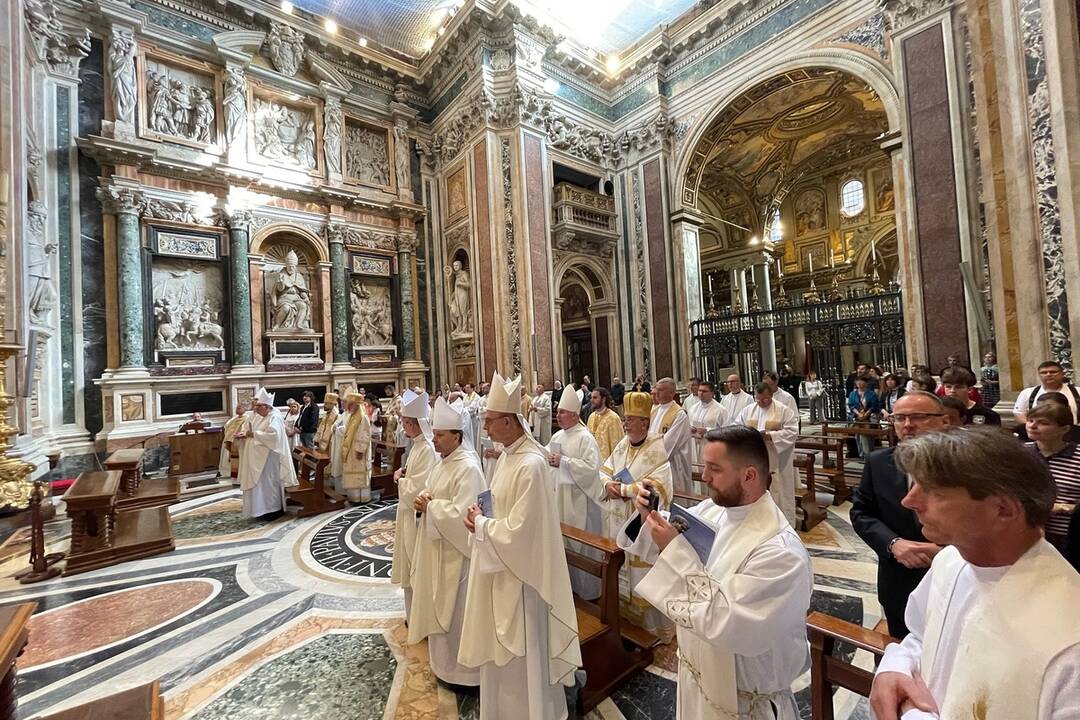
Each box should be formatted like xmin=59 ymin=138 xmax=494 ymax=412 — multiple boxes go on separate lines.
xmin=26 ymin=201 xmax=56 ymax=325
xmin=324 ymin=97 xmax=343 ymax=176
xmin=23 ymin=0 xmax=90 ymax=76
xmin=151 ymin=259 xmax=225 ymax=350
xmin=271 ymin=250 xmax=312 ymax=331
xmin=266 ymin=22 xmax=306 ymax=77
xmin=393 ymin=122 xmax=410 ymax=191
xmin=344 ymin=124 xmax=390 ymax=186
xmin=252 ymin=98 xmax=316 ymax=170
xmin=444 ymin=259 xmax=473 ymax=338
xmin=350 ymin=281 xmax=393 ymax=347
xmin=223 ymin=67 xmax=247 ymax=145
xmin=146 ymin=67 xmax=216 ymax=144
xmin=109 ymin=29 xmax=137 ymax=125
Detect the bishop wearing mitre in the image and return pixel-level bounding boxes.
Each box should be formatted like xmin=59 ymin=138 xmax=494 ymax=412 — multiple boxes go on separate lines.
xmin=313 ymin=392 xmax=339 ymax=453
xmin=335 ymin=391 xmax=372 ymax=503
xmin=460 ymin=372 xmax=581 ymax=720
xmin=392 ymin=390 xmax=438 ymax=622
xmin=236 ymin=388 xmax=298 ymax=520
xmin=218 ymin=404 xmax=246 ymax=482
xmin=409 ymin=396 xmax=485 ymax=687
xmin=546 ymin=385 xmax=606 ymax=600
xmin=600 ymin=390 xmax=674 ymax=637
xmin=735 ymin=382 xmax=800 ymax=526
xmin=618 ymin=425 xmax=812 ymax=719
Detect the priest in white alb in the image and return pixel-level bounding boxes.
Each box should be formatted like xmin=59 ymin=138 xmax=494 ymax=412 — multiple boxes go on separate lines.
xmin=546 ymin=385 xmax=606 ymax=599
xmin=236 ymin=388 xmax=299 ymax=520
xmin=218 ymin=403 xmax=246 ymax=481
xmin=530 ymin=383 xmax=553 ymax=444
xmin=651 ymin=377 xmax=693 ymax=494
xmin=408 ymin=396 xmax=484 ymax=687
xmin=459 ymin=372 xmax=581 ymax=720
xmin=600 ymin=390 xmax=674 ymax=637
xmin=391 ymin=389 xmax=438 ymax=622
xmin=870 ymin=427 xmax=1080 ymax=720
xmin=720 ymin=373 xmax=755 ymax=419
xmin=735 ymin=382 xmax=800 ymax=526
xmin=617 ymin=424 xmax=812 ymax=719
xmin=688 ymin=380 xmax=729 ymax=476
xmin=683 ymin=377 xmax=702 ymax=417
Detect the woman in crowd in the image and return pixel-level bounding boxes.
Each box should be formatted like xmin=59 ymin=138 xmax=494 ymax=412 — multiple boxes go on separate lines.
xmin=283 ymin=398 xmax=301 ymax=449
xmin=847 ymin=375 xmax=881 ymax=458
xmin=1024 ymin=402 xmax=1080 ymax=555
xmin=801 ymin=369 xmax=825 ymax=424
xmin=909 ymin=372 xmax=937 ymax=394
xmin=879 ymin=373 xmax=905 ymax=419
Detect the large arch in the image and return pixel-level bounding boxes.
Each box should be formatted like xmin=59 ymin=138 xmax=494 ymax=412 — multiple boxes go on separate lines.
xmin=674 ymin=48 xmax=903 ymax=214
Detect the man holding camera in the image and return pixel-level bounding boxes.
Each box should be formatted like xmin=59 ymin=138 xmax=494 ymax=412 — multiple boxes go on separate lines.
xmin=617 ymin=425 xmax=812 ymax=719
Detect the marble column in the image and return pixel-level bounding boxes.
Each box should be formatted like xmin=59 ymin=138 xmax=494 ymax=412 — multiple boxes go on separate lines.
xmin=226 ymin=209 xmax=254 ymax=366
xmin=327 ymin=226 xmax=350 ymax=365
xmin=752 ymin=262 xmax=777 ymax=374
xmin=397 ymin=233 xmax=417 ymax=360
xmin=98 ymin=186 xmax=145 ymax=369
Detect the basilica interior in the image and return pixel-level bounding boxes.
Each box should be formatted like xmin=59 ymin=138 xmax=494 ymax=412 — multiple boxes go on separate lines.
xmin=0 ymin=0 xmax=1078 ymax=717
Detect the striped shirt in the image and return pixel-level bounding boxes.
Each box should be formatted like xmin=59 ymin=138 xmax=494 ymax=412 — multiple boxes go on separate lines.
xmin=1027 ymin=442 xmax=1080 ymax=537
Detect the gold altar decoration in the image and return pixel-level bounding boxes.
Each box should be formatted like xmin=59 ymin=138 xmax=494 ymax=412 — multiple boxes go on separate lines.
xmin=0 ymin=171 xmax=35 ymax=510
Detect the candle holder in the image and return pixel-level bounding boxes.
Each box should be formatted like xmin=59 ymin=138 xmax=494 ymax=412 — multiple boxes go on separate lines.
xmin=865 ymin=259 xmax=886 ymax=295
xmin=746 ymin=273 xmax=761 ymax=311
xmin=803 ymin=271 xmax=822 ymax=304
xmin=732 ymin=282 xmax=744 ymax=314
xmin=705 ymin=290 xmax=721 ymax=318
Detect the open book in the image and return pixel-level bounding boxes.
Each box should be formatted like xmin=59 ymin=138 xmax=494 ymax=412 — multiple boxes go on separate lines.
xmin=668 ymin=503 xmax=718 ymax=564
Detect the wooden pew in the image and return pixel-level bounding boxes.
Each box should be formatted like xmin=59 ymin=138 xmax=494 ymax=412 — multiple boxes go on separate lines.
xmin=62 ymin=472 xmax=175 ymax=575
xmin=105 ymin=449 xmax=180 ymax=511
xmin=0 ymin=603 xmax=34 ymax=720
xmin=287 ymin=447 xmax=342 ymax=517
xmin=561 ymin=523 xmax=656 ymax=713
xmin=794 ymin=449 xmax=826 ymax=531
xmin=370 ymin=440 xmax=405 ymax=500
xmin=807 ymin=611 xmax=896 ymax=720
xmin=797 ymin=435 xmax=850 ymax=505
xmin=34 ymin=681 xmax=164 ymax=720
xmin=821 ymin=422 xmax=895 ymax=481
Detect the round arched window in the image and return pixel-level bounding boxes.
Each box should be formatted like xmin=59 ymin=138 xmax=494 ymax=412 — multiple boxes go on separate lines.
xmin=840 ymin=178 xmax=865 ymax=217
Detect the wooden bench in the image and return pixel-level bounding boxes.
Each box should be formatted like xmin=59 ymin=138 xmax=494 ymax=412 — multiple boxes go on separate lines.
xmin=370 ymin=441 xmax=405 ymax=500
xmin=0 ymin=603 xmax=34 ymax=720
xmin=288 ymin=447 xmax=342 ymax=517
xmin=793 ymin=449 xmax=826 ymax=531
xmin=34 ymin=681 xmax=164 ymax=720
xmin=797 ymin=435 xmax=851 ymax=505
xmin=105 ymin=449 xmax=180 ymax=511
xmin=62 ymin=472 xmax=175 ymax=576
xmin=561 ymin=523 xmax=656 ymax=713
xmin=821 ymin=422 xmax=895 ymax=480
xmin=807 ymin=611 xmax=896 ymax=720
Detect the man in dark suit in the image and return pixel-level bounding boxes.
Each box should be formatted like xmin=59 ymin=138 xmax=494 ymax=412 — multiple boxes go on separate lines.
xmin=297 ymin=390 xmax=320 ymax=448
xmin=850 ymin=391 xmax=947 ymax=638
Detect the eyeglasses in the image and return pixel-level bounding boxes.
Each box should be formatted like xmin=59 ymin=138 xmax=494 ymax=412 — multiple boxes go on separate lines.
xmin=888 ymin=413 xmax=945 ymax=424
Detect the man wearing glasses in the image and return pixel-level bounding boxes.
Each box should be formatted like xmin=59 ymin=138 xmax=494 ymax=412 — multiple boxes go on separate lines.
xmin=850 ymin=391 xmax=947 ymax=638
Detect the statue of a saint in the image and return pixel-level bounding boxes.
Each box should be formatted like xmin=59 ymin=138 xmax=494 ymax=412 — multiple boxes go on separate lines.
xmin=444 ymin=259 xmax=472 ymax=338
xmin=271 ymin=250 xmax=312 ymax=330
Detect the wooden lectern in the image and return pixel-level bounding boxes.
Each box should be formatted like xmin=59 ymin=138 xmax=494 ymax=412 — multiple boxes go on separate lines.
xmin=168 ymin=427 xmax=223 ymax=475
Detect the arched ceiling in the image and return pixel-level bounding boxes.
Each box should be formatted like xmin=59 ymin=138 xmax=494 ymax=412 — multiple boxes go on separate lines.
xmin=690 ymin=68 xmax=889 ymax=233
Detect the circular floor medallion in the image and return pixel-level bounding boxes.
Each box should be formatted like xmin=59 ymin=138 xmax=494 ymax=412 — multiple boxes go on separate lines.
xmin=307 ymin=500 xmax=397 ymax=580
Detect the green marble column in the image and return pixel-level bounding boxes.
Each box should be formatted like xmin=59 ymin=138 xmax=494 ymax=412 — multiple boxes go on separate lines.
xmin=397 ymin=234 xmax=417 ymax=360
xmin=100 ymin=187 xmax=146 ymax=369
xmin=227 ymin=211 xmax=254 ymax=365
xmin=328 ymin=228 xmax=350 ymax=364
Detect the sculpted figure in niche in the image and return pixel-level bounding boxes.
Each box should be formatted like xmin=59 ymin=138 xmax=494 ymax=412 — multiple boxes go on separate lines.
xmin=26 ymin=201 xmax=56 ymax=325
xmin=109 ymin=31 xmax=137 ymax=125
xmin=271 ymin=250 xmax=312 ymax=331
xmin=393 ymin=123 xmax=410 ymax=191
xmin=444 ymin=258 xmax=473 ymax=338
xmin=223 ymin=66 xmax=246 ymax=145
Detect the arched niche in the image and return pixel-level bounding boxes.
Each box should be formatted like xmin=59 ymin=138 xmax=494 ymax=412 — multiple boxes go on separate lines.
xmin=252 ymin=228 xmax=328 ymax=366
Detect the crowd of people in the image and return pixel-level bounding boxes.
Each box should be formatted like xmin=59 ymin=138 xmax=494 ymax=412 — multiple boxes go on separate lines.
xmin=213 ymin=356 xmax=1079 ymax=719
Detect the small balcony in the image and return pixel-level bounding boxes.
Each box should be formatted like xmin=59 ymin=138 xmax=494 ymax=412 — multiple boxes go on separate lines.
xmin=551 ymin=183 xmax=619 ymax=255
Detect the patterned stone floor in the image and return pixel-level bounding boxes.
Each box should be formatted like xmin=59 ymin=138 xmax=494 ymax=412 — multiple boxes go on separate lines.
xmin=0 ymin=484 xmax=880 ymax=719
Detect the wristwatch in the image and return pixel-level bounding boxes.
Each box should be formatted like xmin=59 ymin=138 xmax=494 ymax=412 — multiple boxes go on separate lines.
xmin=887 ymin=537 xmax=901 ymax=557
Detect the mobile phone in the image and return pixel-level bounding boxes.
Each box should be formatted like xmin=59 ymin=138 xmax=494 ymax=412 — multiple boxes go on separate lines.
xmin=645 ymin=482 xmax=660 ymax=513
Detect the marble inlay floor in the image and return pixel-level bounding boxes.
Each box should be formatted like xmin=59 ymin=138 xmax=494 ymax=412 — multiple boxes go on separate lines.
xmin=0 ymin=490 xmax=881 ymax=719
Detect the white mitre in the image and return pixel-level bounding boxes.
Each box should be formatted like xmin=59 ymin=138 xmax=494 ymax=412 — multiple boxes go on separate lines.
xmin=254 ymin=387 xmax=275 ymax=406
xmin=485 ymin=371 xmax=522 ymax=415
xmin=401 ymin=389 xmax=430 ymax=419
xmin=558 ymin=384 xmax=582 ymax=414
xmin=431 ymin=396 xmax=464 ymax=431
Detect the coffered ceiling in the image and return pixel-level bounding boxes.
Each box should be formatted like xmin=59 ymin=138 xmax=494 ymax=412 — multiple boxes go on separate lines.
xmin=282 ymin=0 xmax=700 ymax=58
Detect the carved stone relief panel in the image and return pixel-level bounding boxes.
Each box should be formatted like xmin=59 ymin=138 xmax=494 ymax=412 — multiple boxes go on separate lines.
xmin=262 ymin=243 xmax=316 ymax=333
xmin=265 ymin=22 xmax=306 ymax=77
xmin=150 ymin=257 xmax=225 ymax=353
xmin=344 ymin=119 xmax=391 ymax=190
xmin=350 ymin=279 xmax=394 ymax=349
xmin=141 ymin=55 xmax=220 ymax=148
xmin=251 ymin=95 xmax=318 ymax=172
xmin=121 ymin=394 xmax=145 ymax=422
